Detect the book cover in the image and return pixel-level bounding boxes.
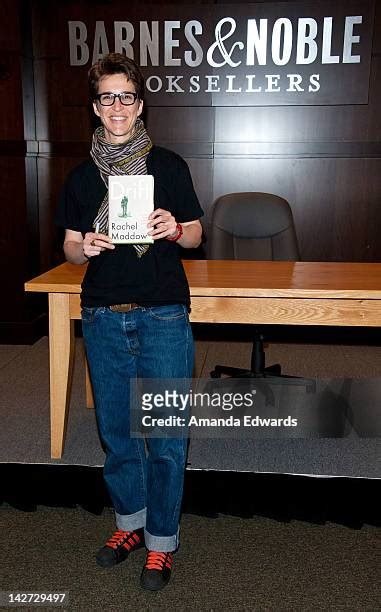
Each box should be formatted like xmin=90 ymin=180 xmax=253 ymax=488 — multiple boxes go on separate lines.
xmin=108 ymin=175 xmax=154 ymax=244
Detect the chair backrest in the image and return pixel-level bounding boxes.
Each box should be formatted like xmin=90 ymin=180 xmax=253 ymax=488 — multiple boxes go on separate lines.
xmin=208 ymin=192 xmax=300 ymax=261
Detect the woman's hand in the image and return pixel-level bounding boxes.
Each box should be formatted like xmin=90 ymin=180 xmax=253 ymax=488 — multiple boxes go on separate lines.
xmin=83 ymin=232 xmax=115 ymax=258
xmin=63 ymin=229 xmax=115 ymax=265
xmin=147 ymin=209 xmax=178 ymax=240
xmin=147 ymin=210 xmax=202 ymax=248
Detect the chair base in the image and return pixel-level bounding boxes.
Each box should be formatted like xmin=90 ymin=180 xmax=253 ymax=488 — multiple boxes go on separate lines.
xmin=210 ymin=363 xmax=282 ymax=378
xmin=210 ymin=333 xmax=316 ymax=392
xmin=210 ymin=364 xmax=316 ymax=393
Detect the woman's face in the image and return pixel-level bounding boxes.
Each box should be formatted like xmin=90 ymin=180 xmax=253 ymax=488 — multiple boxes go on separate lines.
xmin=93 ymin=73 xmax=143 ymax=144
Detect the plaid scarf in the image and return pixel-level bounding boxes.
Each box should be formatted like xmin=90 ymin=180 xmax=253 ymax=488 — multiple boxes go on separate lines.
xmin=90 ymin=118 xmax=153 ymax=258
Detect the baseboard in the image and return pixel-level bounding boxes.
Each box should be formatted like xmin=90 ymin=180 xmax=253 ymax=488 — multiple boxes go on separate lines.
xmin=0 ymin=464 xmax=379 ymax=527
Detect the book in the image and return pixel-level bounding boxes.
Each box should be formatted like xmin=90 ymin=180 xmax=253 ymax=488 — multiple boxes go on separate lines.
xmin=108 ymin=175 xmax=154 ymax=244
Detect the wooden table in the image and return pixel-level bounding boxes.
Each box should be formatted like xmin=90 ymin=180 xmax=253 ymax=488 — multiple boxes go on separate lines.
xmin=25 ymin=260 xmax=381 ymax=458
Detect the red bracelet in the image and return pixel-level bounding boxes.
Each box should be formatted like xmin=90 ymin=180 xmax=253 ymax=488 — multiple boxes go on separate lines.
xmin=166 ymin=223 xmax=183 ymax=242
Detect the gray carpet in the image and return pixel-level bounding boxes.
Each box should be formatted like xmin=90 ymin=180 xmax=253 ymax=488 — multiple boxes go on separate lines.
xmin=0 ymin=338 xmax=380 ymax=477
xmin=0 ymin=503 xmax=379 ymax=611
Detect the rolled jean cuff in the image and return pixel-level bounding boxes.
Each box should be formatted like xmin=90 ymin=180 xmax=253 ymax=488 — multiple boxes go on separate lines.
xmin=115 ymin=507 xmax=146 ymax=531
xmin=144 ymin=527 xmax=179 ymax=553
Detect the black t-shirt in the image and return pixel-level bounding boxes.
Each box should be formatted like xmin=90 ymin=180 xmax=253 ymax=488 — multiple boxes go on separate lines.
xmin=55 ymin=146 xmax=203 ymax=308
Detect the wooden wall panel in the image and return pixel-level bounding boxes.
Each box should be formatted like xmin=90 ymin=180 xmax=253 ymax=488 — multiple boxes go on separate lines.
xmin=33 ymin=58 xmax=93 ymax=142
xmin=0 ymin=0 xmax=23 ymax=140
xmin=37 ymin=156 xmax=88 ymax=272
xmin=214 ymin=52 xmax=381 ymax=146
xmin=373 ymin=0 xmax=381 ymax=54
xmin=0 ymin=53 xmax=24 ymax=141
xmin=0 ymin=156 xmax=28 ymax=320
xmin=186 ymin=158 xmax=214 ymax=225
xmin=146 ymin=107 xmax=214 ymax=153
xmin=0 ymin=0 xmax=30 ymax=330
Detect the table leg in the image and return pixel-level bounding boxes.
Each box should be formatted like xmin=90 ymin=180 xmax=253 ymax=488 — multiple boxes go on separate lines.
xmin=49 ymin=293 xmax=74 ymax=458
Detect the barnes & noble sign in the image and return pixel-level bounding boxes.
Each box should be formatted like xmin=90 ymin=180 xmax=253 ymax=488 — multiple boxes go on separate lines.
xmin=66 ymin=1 xmax=374 ymax=106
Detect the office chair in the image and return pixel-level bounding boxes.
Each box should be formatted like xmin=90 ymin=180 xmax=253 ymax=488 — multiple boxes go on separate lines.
xmin=208 ymin=192 xmax=305 ymax=382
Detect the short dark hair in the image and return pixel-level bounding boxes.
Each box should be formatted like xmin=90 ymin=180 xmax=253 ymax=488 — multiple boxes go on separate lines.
xmin=88 ymin=53 xmax=145 ymax=101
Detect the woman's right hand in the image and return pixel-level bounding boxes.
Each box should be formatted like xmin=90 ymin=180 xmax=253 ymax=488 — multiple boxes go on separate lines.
xmin=83 ymin=232 xmax=115 ymax=259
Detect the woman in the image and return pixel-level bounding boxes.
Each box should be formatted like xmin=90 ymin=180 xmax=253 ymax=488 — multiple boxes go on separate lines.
xmin=56 ymin=53 xmax=203 ymax=591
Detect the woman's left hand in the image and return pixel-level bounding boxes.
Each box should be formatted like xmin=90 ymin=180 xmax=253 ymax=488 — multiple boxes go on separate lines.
xmin=147 ymin=208 xmax=178 ymax=240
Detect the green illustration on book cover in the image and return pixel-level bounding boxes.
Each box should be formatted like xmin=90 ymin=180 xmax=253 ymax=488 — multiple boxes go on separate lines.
xmin=119 ymin=196 xmax=131 ymax=218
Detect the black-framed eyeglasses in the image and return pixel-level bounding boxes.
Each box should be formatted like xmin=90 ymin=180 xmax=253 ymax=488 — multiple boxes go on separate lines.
xmin=95 ymin=92 xmax=139 ymax=106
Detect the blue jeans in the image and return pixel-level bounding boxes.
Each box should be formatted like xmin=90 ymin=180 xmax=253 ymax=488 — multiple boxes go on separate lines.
xmin=81 ymin=303 xmax=194 ymax=552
